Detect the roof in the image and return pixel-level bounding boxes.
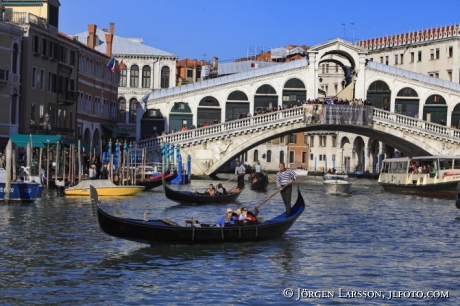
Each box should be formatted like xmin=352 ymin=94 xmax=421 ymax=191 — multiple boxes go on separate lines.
xmin=72 ymin=29 xmax=176 ymax=57
xmin=140 ymin=57 xmax=308 ymax=102
xmin=367 ymin=61 xmax=460 ymax=92
xmin=10 ymin=134 xmax=62 ymax=148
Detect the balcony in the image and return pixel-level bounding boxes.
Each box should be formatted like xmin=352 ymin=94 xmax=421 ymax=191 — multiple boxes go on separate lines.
xmin=3 ymin=12 xmax=48 ymax=30
xmin=30 ymin=124 xmax=74 ymax=137
xmin=58 ymin=90 xmax=78 ymax=104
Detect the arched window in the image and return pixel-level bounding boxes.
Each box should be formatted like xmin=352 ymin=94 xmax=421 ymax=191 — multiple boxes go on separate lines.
xmin=161 ymin=66 xmax=170 ymax=88
xmin=142 ymin=65 xmax=151 ymax=88
xmin=267 ymin=150 xmax=272 ymax=162
xmin=280 ymin=151 xmax=285 ymax=163
xmin=129 ymin=99 xmax=137 ymax=123
xmin=119 ymin=67 xmax=127 ymax=87
xmin=118 ymin=98 xmax=126 ymax=122
xmin=12 ymin=44 xmax=19 ymax=74
xmin=254 ymin=150 xmax=258 ymax=162
xmin=130 ymin=65 xmax=139 ymax=87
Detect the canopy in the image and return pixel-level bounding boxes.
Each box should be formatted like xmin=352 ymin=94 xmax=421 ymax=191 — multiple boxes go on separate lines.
xmin=102 ymin=125 xmax=129 ymax=136
xmin=9 ymin=134 xmax=62 ymax=148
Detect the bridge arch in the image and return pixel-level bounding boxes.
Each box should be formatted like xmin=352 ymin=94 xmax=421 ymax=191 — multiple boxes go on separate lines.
xmin=283 ymin=78 xmax=306 ymax=104
xmin=198 ymin=96 xmax=221 ymax=126
xmin=225 ymin=90 xmax=249 ymax=121
xmin=366 ymin=80 xmax=391 ymax=109
xmin=254 ymin=84 xmax=278 ymax=113
xmin=423 ymin=94 xmax=447 ymax=124
xmin=395 ymin=86 xmax=419 ymax=117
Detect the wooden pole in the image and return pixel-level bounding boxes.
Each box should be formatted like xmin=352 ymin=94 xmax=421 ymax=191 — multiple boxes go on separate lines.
xmin=5 ymin=139 xmax=12 ymax=201
xmin=110 ymin=153 xmax=114 ymax=182
xmin=78 ymin=140 xmax=81 ymax=183
xmin=38 ymin=148 xmax=43 ymax=184
xmin=26 ymin=142 xmax=31 ymax=173
xmin=46 ymin=141 xmax=50 ymax=189
xmin=55 ymin=141 xmax=60 ymax=180
xmin=141 ymin=147 xmax=145 ymax=182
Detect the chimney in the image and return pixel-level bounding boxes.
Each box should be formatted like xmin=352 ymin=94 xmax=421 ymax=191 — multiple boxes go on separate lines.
xmin=87 ymin=24 xmax=97 ymax=49
xmin=105 ymin=32 xmax=113 ymax=58
xmin=213 ymin=57 xmax=218 ymax=68
xmin=110 ymin=22 xmax=115 ymax=35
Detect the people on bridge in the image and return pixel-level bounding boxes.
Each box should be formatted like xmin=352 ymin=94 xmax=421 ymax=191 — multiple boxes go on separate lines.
xmin=276 ymin=162 xmax=298 ymax=218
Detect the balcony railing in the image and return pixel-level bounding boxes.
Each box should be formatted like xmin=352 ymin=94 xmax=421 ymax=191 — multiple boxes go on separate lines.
xmin=58 ymin=90 xmax=78 ymax=104
xmin=3 ymin=12 xmax=48 ymax=29
xmin=30 ymin=124 xmax=74 ymax=137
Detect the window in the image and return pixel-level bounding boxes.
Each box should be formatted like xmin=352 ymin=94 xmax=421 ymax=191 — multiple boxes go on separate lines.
xmin=380 ymin=56 xmax=383 ymax=64
xmin=310 ymin=135 xmax=314 ymax=147
xmin=60 ymin=46 xmax=67 ymax=63
xmin=40 ymin=69 xmax=44 ymax=90
xmin=48 ymin=72 xmax=56 ymax=92
xmin=417 ymin=51 xmax=422 ymax=61
xmin=254 ymin=150 xmax=258 ymax=162
xmin=187 ymin=70 xmax=193 ymax=78
xmin=430 ymin=49 xmax=434 ymax=60
xmin=33 ymin=36 xmax=39 ymax=53
xmin=449 ymin=46 xmax=453 ymax=58
xmin=12 ymin=44 xmax=18 ymax=74
xmin=41 ymin=38 xmax=47 ymax=56
xmin=310 ymin=154 xmax=313 ymax=161
xmin=161 ymin=66 xmax=170 ymax=88
xmin=322 ymin=64 xmax=325 ymax=73
xmin=32 ymin=67 xmax=36 ymax=88
xmin=289 ymin=151 xmax=295 ymax=163
xmin=448 ymin=71 xmax=452 ymax=82
xmin=435 ymin=73 xmax=439 ymax=79
xmin=130 ymin=65 xmax=139 ymax=87
xmin=288 ymin=134 xmax=296 ymax=143
xmin=302 ymin=152 xmax=307 ymax=163
xmin=11 ymin=94 xmax=17 ymax=124
xmin=326 ymin=64 xmax=329 ymax=73
xmin=119 ymin=67 xmax=127 ymax=87
xmin=49 ymin=41 xmax=56 ymax=59
xmin=118 ymin=99 xmax=126 ymax=122
xmin=400 ymin=54 xmax=404 ymax=64
xmin=410 ymin=52 xmax=414 ymax=62
xmin=142 ymin=65 xmax=151 ymax=88
xmin=394 ymin=54 xmax=398 ymax=65
xmin=129 ymin=99 xmax=137 ymax=123
xmin=436 ymin=48 xmax=439 ymax=59
xmin=385 ymin=56 xmax=389 ymax=65
xmin=279 ymin=136 xmax=285 ymax=144
xmin=280 ymin=151 xmax=284 ymax=163
xmin=267 ymin=150 xmax=271 ymax=162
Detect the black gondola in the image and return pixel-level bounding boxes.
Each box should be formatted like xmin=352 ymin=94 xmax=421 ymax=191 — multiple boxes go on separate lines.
xmin=136 ymin=172 xmax=177 ymax=191
xmin=249 ymin=172 xmax=269 ymax=191
xmin=91 ymin=185 xmax=305 ymax=245
xmin=163 ymin=179 xmax=242 ymax=204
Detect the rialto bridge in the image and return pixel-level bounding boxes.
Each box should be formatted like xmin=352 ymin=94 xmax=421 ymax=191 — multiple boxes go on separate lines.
xmin=135 ymin=38 xmax=460 ymax=175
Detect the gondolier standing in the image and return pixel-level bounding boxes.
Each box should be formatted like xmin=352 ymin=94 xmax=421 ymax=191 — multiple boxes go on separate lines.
xmin=276 ymin=162 xmax=297 ymax=217
xmin=235 ymin=161 xmax=246 ymax=190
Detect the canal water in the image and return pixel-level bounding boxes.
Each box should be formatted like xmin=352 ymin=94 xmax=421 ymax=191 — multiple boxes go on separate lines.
xmin=0 ymin=176 xmax=459 ymax=305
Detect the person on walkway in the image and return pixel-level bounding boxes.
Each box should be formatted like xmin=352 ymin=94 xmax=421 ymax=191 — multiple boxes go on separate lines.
xmin=235 ymin=161 xmax=246 ymax=190
xmin=276 ymin=162 xmax=298 ymax=218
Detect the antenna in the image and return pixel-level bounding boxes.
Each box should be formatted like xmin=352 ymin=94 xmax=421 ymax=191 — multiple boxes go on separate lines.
xmin=342 ymin=23 xmax=347 ymax=40
xmin=350 ymin=22 xmax=355 ymax=44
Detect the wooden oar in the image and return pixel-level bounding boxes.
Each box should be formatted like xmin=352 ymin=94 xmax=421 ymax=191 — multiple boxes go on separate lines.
xmin=252 ymin=183 xmax=291 ymax=216
xmin=221 ymin=172 xmax=245 ymax=185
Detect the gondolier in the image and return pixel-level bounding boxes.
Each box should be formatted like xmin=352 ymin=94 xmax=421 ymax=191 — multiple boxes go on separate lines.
xmin=276 ymin=162 xmax=297 ymax=217
xmin=235 ymin=161 xmax=246 ymax=190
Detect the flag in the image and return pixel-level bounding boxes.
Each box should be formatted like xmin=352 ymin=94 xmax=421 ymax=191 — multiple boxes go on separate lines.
xmin=107 ymin=57 xmax=115 ymax=73
xmin=110 ymin=60 xmax=118 ymax=73
xmin=118 ymin=59 xmax=126 ymax=71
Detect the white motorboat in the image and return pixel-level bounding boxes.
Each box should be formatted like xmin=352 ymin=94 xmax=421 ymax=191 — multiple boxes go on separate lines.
xmin=323 ymin=173 xmax=351 ymax=194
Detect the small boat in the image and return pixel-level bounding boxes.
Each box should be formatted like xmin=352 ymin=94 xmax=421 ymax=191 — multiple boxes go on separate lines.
xmin=378 ymin=155 xmax=460 ymax=198
xmin=249 ymin=172 xmax=269 ymax=190
xmin=0 ymin=168 xmax=41 ymax=202
xmin=163 ymin=176 xmax=242 ymax=204
xmin=91 ymin=185 xmax=305 ymax=245
xmin=64 ymin=179 xmax=144 ymax=196
xmin=294 ymin=169 xmax=309 ymax=176
xmin=323 ymin=173 xmax=352 ymax=194
xmin=136 ymin=172 xmax=177 ymax=191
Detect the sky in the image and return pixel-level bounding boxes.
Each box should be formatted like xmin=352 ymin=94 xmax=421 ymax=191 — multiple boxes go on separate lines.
xmin=59 ymin=0 xmax=460 ymax=63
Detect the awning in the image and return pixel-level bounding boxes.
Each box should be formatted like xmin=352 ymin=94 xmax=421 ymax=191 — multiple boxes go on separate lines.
xmin=61 ymin=141 xmax=91 ymax=153
xmin=9 ymin=134 xmax=63 ymax=148
xmin=102 ymin=125 xmax=129 ymax=136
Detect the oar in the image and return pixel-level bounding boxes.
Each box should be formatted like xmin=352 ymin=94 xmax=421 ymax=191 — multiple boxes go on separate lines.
xmin=221 ymin=172 xmax=245 ymax=185
xmin=253 ymin=183 xmax=291 ymax=216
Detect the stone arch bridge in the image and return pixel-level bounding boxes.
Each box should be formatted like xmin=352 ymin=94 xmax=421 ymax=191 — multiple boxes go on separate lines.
xmin=138 ymin=105 xmax=460 ymax=175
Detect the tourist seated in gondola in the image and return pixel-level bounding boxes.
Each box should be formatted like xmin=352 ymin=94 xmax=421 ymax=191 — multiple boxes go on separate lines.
xmin=227 ymin=185 xmax=241 ymax=193
xmin=215 ymin=208 xmax=236 ymax=227
xmin=216 ymin=183 xmax=227 ymax=195
xmin=237 ymin=207 xmax=257 ymax=224
xmin=204 ymin=184 xmax=216 ymax=196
